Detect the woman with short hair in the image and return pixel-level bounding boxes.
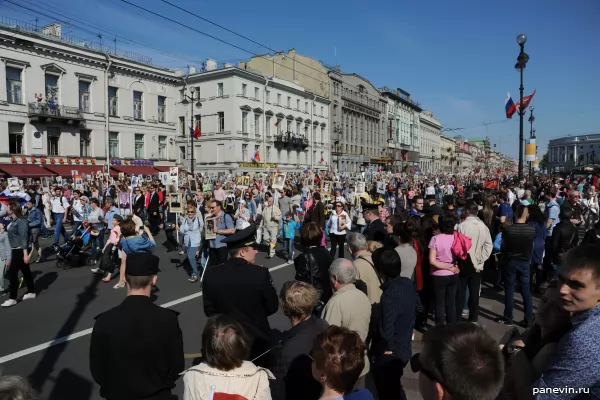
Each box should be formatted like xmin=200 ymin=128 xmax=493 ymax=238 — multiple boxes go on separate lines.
xmin=311 ymin=326 xmax=374 ymax=400
xmin=271 ymin=281 xmax=329 ymax=400
xmin=181 ymin=314 xmax=273 ymax=400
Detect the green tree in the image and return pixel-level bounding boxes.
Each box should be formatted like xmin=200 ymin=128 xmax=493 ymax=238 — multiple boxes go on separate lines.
xmin=540 ymin=152 xmax=549 ymax=170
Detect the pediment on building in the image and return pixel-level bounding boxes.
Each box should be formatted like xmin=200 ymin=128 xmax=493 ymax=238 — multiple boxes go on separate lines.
xmin=40 ymin=63 xmax=66 ymax=75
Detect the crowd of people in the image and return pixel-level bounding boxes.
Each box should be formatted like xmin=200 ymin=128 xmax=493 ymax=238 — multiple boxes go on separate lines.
xmin=1 ymin=170 xmax=600 ymax=399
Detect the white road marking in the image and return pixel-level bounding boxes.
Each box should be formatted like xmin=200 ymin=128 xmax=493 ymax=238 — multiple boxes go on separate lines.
xmin=0 ymin=260 xmax=296 ymax=364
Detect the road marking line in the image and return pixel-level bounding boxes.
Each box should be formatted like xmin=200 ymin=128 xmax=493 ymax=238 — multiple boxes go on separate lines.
xmin=0 ymin=260 xmax=295 ymax=364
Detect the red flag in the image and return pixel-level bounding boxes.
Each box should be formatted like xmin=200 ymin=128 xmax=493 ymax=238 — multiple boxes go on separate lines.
xmin=253 ymin=151 xmax=260 ymax=162
xmin=274 ymin=121 xmax=279 ymax=126
xmin=516 ymin=89 xmax=536 ymax=112
xmin=193 ymin=121 xmax=201 ymax=139
xmin=484 ymin=179 xmax=499 ymax=190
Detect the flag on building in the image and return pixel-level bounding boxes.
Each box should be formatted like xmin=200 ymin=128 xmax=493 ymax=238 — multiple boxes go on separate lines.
xmin=188 ymin=123 xmax=194 ymax=135
xmin=320 ymin=156 xmax=324 ymax=163
xmin=516 ymin=89 xmax=536 ymax=112
xmin=253 ymin=151 xmax=260 ymax=162
xmin=274 ymin=121 xmax=279 ymax=126
xmin=505 ymin=93 xmax=517 ymax=119
xmin=193 ymin=121 xmax=202 ymax=139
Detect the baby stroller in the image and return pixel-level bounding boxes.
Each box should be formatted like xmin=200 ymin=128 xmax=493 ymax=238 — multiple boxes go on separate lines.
xmin=56 ymin=222 xmax=93 ymax=270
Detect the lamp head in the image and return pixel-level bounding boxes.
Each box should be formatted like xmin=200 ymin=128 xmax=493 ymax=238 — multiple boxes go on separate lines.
xmin=180 ymin=98 xmax=189 ymax=105
xmin=195 ymin=101 xmax=202 ymax=109
xmin=529 ymin=106 xmax=534 ymax=112
xmin=516 ymin=34 xmax=527 ymax=46
xmin=189 ymin=86 xmax=196 ymax=93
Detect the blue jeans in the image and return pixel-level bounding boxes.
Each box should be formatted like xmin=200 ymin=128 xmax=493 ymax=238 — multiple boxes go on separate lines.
xmin=503 ymin=259 xmax=533 ymax=324
xmin=53 ymin=212 xmax=70 ymax=246
xmin=186 ymin=245 xmax=200 ymax=277
xmin=285 ymin=238 xmax=294 ymax=261
xmin=199 ymin=246 xmax=208 ymax=269
xmin=90 ymin=229 xmax=105 ymax=260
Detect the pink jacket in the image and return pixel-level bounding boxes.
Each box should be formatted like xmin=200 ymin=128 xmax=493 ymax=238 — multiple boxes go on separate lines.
xmin=451 ymin=231 xmax=472 ymax=261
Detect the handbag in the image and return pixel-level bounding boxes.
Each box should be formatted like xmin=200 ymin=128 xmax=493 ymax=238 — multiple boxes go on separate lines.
xmin=306 ymin=251 xmax=325 ymax=317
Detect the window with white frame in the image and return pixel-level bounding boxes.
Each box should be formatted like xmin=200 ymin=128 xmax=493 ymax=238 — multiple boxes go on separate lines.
xmin=8 ymin=123 xmax=24 ymax=154
xmin=254 ymin=113 xmax=260 ymax=135
xmin=266 ymin=116 xmax=271 ymax=135
xmin=179 ymin=116 xmax=185 ymax=136
xmin=158 ymin=96 xmax=166 ymax=122
xmin=179 ymin=145 xmax=186 ymax=160
xmin=134 ymin=134 xmax=144 ymax=158
xmin=242 ymin=143 xmax=248 ymax=160
xmin=45 ymin=74 xmax=59 ymax=103
xmin=242 ymin=84 xmax=247 ymax=97
xmin=266 ymin=146 xmax=271 ymax=162
xmin=287 ymin=120 xmax=292 ymax=133
xmin=321 ymin=106 xmax=324 ymax=116
xmin=80 ymin=129 xmax=91 ymax=156
xmin=241 ymin=111 xmax=248 ymax=132
xmin=333 ymin=105 xmax=337 ymax=116
xmin=305 ymin=101 xmax=308 ymax=112
xmin=133 ymin=91 xmax=143 ymax=119
xmin=47 ymin=127 xmax=60 ymax=156
xmin=79 ymin=81 xmax=90 ymax=112
xmin=6 ymin=67 xmax=22 ymax=104
xmin=287 ymin=96 xmax=291 ymax=108
xmin=158 ymin=135 xmax=167 ymax=159
xmin=108 ymin=86 xmax=118 ymax=116
xmin=296 ymin=99 xmax=300 ymax=110
xmin=254 ymin=87 xmax=259 ymax=100
xmin=266 ymin=90 xmax=271 ymax=103
xmin=218 ymin=112 xmax=225 ymax=132
xmin=277 ymin=118 xmax=282 ymax=133
xmin=296 ymin=121 xmax=301 ymax=135
xmin=277 ymin=93 xmax=281 ymax=106
xmin=109 ymin=132 xmax=119 ymax=157
xmin=217 ymin=82 xmax=224 ymax=97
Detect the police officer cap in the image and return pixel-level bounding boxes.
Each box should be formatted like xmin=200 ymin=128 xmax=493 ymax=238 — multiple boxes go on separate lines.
xmin=126 ymin=252 xmax=160 ymax=276
xmin=221 ymin=224 xmax=258 ymax=250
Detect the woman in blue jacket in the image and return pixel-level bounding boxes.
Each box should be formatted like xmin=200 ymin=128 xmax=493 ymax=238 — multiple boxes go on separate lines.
xmin=113 ymin=218 xmax=156 ymax=289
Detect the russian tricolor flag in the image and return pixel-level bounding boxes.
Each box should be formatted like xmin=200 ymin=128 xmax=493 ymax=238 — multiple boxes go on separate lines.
xmin=505 ymin=93 xmax=517 ymax=119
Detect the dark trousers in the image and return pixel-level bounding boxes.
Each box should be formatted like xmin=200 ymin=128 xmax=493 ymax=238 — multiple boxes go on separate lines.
xmin=503 ymin=259 xmax=533 ymax=324
xmin=149 ymin=212 xmax=160 ymax=235
xmin=432 ymin=274 xmax=458 ymax=325
xmin=165 ymin=230 xmax=179 ymax=251
xmin=456 ymin=272 xmax=481 ymax=322
xmin=8 ymin=249 xmax=35 ymax=300
xmin=100 ymin=244 xmax=119 ymax=275
xmin=208 ymin=247 xmax=228 ymax=267
xmin=329 ymin=233 xmax=345 ymax=259
xmin=373 ymin=355 xmax=407 ymax=400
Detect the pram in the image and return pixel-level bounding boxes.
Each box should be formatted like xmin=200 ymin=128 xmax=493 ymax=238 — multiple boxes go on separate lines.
xmin=56 ymin=222 xmax=93 ymax=270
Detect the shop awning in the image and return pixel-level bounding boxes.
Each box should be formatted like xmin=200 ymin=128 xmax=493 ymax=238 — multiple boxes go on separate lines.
xmin=153 ymin=166 xmax=177 ymax=173
xmin=0 ymin=164 xmax=55 ymax=177
xmin=44 ymin=165 xmax=104 ymax=176
xmin=110 ymin=166 xmax=159 ymax=177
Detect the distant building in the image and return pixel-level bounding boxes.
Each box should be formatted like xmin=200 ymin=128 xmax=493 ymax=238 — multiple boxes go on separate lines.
xmin=547 ymin=133 xmax=600 ymax=172
xmin=419 ymin=110 xmax=441 ymax=173
xmin=0 ymin=20 xmax=180 ymax=175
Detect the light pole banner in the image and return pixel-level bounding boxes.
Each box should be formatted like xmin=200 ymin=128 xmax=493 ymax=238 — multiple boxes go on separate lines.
xmin=533 ymin=159 xmax=540 ymax=170
xmin=525 ymin=138 xmax=536 ymax=162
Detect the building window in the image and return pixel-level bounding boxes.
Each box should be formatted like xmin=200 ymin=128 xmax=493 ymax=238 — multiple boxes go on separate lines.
xmin=158 ymin=135 xmax=167 ymax=159
xmin=109 ymin=132 xmax=119 ymax=157
xmin=242 ymin=143 xmax=248 ymax=160
xmin=266 ymin=146 xmax=271 ymax=162
xmin=45 ymin=74 xmax=59 ymax=101
xmin=296 ymin=99 xmax=300 ymax=110
xmin=218 ymin=112 xmax=225 ymax=132
xmin=333 ymin=105 xmax=337 ymax=116
xmin=133 ymin=91 xmax=143 ymax=119
xmin=287 ymin=120 xmax=292 ymax=132
xmin=320 ymin=106 xmax=324 ymax=116
xmin=287 ymin=96 xmax=291 ymax=108
xmin=277 ymin=118 xmax=282 ymax=133
xmin=217 ymin=82 xmax=224 ymax=97
xmin=79 ymin=81 xmax=90 ymax=112
xmin=242 ymin=111 xmax=248 ymax=132
xmin=6 ymin=67 xmax=22 ymax=104
xmin=266 ymin=116 xmax=271 ymax=135
xmin=108 ymin=86 xmax=118 ymax=116
xmin=242 ymin=83 xmax=247 ymax=97
xmin=254 ymin=87 xmax=259 ymax=100
xmin=8 ymin=123 xmax=24 ymax=154
xmin=254 ymin=113 xmax=260 ymax=135
xmin=296 ymin=121 xmax=301 ymax=134
xmin=277 ymin=93 xmax=281 ymax=106
xmin=179 ymin=116 xmax=186 ymax=136
xmin=305 ymin=101 xmax=308 ymax=112
xmin=134 ymin=134 xmax=144 ymax=158
xmin=80 ymin=129 xmax=91 ymax=156
xmin=158 ymin=96 xmax=166 ymax=122
xmin=266 ymin=90 xmax=271 ymax=103
xmin=47 ymin=127 xmax=60 ymax=156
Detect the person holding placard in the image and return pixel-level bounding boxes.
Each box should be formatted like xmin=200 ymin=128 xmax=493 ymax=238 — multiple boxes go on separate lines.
xmin=328 ymin=201 xmax=351 ymax=259
xmin=176 ymin=206 xmax=204 ymax=283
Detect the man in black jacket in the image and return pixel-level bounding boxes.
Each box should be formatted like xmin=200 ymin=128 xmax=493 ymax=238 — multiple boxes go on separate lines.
xmin=202 ymin=225 xmax=279 ymax=367
xmin=362 ymin=207 xmax=386 ymax=243
xmin=550 ymin=206 xmax=578 ymax=269
xmin=147 ymin=185 xmax=160 ymax=235
xmin=90 ymin=252 xmax=184 ymax=400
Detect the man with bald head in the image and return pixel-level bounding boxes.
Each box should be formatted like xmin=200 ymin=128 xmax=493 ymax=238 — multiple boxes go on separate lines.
xmin=322 ymin=258 xmax=371 ymax=388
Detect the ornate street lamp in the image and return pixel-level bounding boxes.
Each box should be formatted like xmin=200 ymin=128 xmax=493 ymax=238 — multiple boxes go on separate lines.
xmin=515 ymin=33 xmax=530 ymax=180
xmin=181 ymin=86 xmax=203 ymax=176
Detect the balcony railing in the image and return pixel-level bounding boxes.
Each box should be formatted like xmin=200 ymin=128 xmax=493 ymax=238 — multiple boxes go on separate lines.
xmin=28 ymin=102 xmax=83 ymax=120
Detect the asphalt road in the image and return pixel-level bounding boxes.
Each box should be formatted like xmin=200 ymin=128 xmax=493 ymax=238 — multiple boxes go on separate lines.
xmin=0 ymin=231 xmax=530 ymax=400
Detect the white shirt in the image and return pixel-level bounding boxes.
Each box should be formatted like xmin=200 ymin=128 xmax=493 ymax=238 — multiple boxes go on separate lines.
xmin=328 ymin=211 xmax=351 ymax=235
xmin=51 ymin=196 xmax=70 ymax=213
xmin=72 ymin=199 xmax=83 ymax=221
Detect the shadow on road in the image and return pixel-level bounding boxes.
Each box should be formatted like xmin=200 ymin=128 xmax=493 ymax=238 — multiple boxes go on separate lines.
xmin=28 ymin=274 xmax=103 ymax=397
xmin=47 ymin=368 xmax=93 ymax=400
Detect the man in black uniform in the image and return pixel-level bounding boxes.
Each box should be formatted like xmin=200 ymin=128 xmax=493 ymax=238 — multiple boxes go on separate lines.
xmin=90 ymin=253 xmax=184 ymax=400
xmin=202 ymin=224 xmax=279 ymax=367
xmin=362 ymin=206 xmax=386 ymax=242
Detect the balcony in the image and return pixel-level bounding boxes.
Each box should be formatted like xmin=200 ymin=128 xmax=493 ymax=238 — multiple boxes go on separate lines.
xmin=28 ymin=102 xmax=84 ymax=123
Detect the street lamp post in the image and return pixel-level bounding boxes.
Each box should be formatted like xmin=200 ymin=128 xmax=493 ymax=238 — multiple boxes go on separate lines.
xmin=333 ymin=123 xmax=342 ymax=172
xmin=180 ymin=87 xmax=202 ymax=176
xmin=515 ymin=33 xmax=530 ymax=181
xmin=528 ymin=106 xmax=535 ymax=177
xmin=431 ymin=148 xmax=435 ymax=173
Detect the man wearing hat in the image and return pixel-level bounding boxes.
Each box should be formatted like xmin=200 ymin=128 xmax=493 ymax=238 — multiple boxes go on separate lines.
xmin=202 ymin=224 xmax=279 ymax=367
xmin=90 ymin=252 xmax=184 ymax=400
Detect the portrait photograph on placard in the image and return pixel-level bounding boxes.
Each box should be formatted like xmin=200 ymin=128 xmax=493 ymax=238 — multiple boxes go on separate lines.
xmin=170 ymin=167 xmax=178 ymax=178
xmin=41 ymin=177 xmax=49 ymax=189
xmin=236 ymin=176 xmax=245 ymax=185
xmin=376 ymin=181 xmax=386 ymax=194
xmin=7 ymin=178 xmax=20 ymax=191
xmin=55 ymin=176 xmax=62 ymax=183
xmin=337 ymin=214 xmax=347 ymax=231
xmin=118 ymin=172 xmax=125 ymax=181
xmin=169 ymin=193 xmax=182 ymax=213
xmin=321 ymin=181 xmax=332 ymax=195
xmin=356 ymin=182 xmax=366 ymax=194
xmin=272 ymin=173 xmax=286 ymax=190
xmin=167 ymin=183 xmax=177 ymax=194
xmin=189 ymin=178 xmax=198 ymax=193
xmin=131 ymin=176 xmax=139 ymax=187
xmin=204 ymin=217 xmax=216 ymax=240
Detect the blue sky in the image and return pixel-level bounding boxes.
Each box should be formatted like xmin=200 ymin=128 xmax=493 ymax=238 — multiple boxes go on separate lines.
xmin=3 ymin=0 xmax=599 ymax=160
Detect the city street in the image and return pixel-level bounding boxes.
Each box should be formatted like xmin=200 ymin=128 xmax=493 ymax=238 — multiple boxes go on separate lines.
xmin=0 ymin=232 xmax=533 ymax=400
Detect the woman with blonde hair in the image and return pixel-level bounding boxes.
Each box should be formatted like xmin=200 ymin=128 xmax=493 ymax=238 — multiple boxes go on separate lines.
xmin=181 ymin=314 xmax=273 ymax=400
xmin=271 ymin=281 xmax=329 ymax=400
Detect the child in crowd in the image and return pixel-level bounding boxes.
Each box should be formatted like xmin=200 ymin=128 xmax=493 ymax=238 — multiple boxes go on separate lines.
xmin=280 ymin=212 xmax=300 ymax=263
xmin=0 ymin=222 xmax=11 ymax=294
xmin=92 ymin=214 xmax=123 ymax=283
